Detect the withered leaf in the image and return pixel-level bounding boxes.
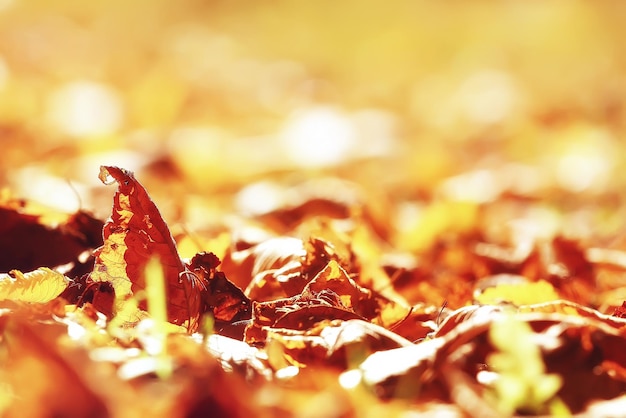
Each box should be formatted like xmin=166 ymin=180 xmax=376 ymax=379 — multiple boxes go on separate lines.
xmin=187 ymin=251 xmax=252 ymax=338
xmin=305 ymin=260 xmax=412 ymax=328
xmin=224 ymin=236 xmax=307 ymax=301
xmin=223 ymin=236 xmax=342 ymax=302
xmin=90 ymin=166 xmax=203 ymax=331
xmin=0 ymin=203 xmax=103 ymax=274
xmin=202 ymin=333 xmax=272 ymax=380
xmin=264 ymin=319 xmax=413 ymax=371
xmin=244 ymin=286 xmax=363 ymax=345
xmin=75 ymin=280 xmax=116 ymax=319
xmin=0 ymin=267 xmax=69 ymax=303
xmin=357 ymin=307 xmax=626 ymax=415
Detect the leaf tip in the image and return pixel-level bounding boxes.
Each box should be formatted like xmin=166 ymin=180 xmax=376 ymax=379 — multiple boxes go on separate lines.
xmin=98 ymin=166 xmax=115 ymax=185
xmin=98 ymin=166 xmax=134 ymax=186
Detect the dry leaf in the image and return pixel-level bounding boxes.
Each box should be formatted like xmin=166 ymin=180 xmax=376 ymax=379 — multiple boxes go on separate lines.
xmin=0 ymin=268 xmax=68 ymax=303
xmin=90 ymin=166 xmax=203 ymax=331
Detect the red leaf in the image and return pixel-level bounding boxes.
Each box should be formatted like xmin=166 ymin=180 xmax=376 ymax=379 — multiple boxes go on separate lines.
xmin=0 ymin=204 xmax=103 ymax=274
xmin=90 ymin=166 xmax=202 ymax=331
xmin=76 ymin=281 xmax=116 ymax=319
xmin=187 ymin=252 xmax=252 ymax=339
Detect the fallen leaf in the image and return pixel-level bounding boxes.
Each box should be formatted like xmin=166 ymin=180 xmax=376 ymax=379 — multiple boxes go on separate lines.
xmin=187 ymin=251 xmax=252 ymax=338
xmin=264 ymin=319 xmax=413 ymax=372
xmin=0 ymin=203 xmax=103 ymax=274
xmin=474 ymin=278 xmax=561 ymax=305
xmin=304 ymin=259 xmax=411 ymax=328
xmin=90 ymin=166 xmax=203 ymax=331
xmin=0 ymin=267 xmax=68 ymax=303
xmin=244 ymin=286 xmax=363 ymax=345
xmin=225 ymin=236 xmax=307 ymax=301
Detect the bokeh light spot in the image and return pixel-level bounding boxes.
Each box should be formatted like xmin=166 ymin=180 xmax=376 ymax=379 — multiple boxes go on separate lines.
xmin=46 ymin=80 xmax=123 ymax=138
xmin=281 ymin=106 xmax=356 ymax=168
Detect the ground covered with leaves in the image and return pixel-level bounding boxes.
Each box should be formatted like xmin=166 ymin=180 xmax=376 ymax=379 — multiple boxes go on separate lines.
xmin=3 ymin=2 xmax=626 ymax=417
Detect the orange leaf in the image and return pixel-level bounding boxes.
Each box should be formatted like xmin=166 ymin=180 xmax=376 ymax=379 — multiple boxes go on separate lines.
xmin=90 ymin=166 xmax=202 ymax=331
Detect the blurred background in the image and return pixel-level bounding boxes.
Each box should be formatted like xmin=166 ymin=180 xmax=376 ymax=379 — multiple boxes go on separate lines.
xmin=1 ymin=0 xmax=626 ymax=243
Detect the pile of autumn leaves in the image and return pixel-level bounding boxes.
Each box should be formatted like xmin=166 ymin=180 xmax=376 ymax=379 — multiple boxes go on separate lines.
xmin=2 ymin=166 xmax=626 ymax=417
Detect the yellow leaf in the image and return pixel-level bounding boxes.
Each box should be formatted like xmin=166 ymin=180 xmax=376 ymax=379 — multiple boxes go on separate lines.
xmin=0 ymin=268 xmax=68 ymax=303
xmin=476 ymin=280 xmax=560 ymax=306
xmin=395 ymin=200 xmax=479 ymax=253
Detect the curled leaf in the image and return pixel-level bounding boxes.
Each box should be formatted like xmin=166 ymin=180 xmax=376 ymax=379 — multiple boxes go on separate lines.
xmin=0 ymin=267 xmax=68 ymax=303
xmin=265 ymin=319 xmax=413 ymax=372
xmin=187 ymin=252 xmax=251 ymax=338
xmin=201 ymin=333 xmax=272 ymax=380
xmin=223 ymin=236 xmax=343 ymax=302
xmin=245 ymin=287 xmax=362 ymax=344
xmin=305 ymin=260 xmax=411 ymax=328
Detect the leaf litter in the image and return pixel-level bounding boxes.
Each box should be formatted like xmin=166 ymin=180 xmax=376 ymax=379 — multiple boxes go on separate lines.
xmin=3 ymin=166 xmax=626 ymax=417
